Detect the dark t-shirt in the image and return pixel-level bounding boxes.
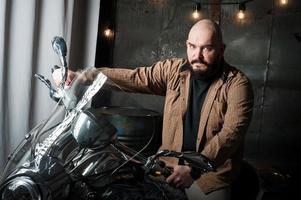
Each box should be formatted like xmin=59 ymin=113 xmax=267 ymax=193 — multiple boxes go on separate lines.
xmin=182 ymin=76 xmax=212 ymax=152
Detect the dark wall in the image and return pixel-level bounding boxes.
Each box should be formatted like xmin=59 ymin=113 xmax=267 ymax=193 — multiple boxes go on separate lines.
xmin=220 ymin=0 xmax=301 ymax=176
xmin=100 ymin=0 xmax=301 ymax=177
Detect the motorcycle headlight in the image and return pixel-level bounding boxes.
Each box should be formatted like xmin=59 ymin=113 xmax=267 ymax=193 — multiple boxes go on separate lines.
xmin=1 ymin=176 xmax=41 ymax=200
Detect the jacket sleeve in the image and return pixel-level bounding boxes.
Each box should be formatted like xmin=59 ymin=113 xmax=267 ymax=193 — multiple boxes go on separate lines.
xmin=87 ymin=59 xmax=178 ymax=96
xmin=200 ymin=75 xmax=254 ymax=167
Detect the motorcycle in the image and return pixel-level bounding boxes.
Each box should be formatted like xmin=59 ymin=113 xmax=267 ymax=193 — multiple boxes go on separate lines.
xmin=0 ymin=37 xmax=215 ymax=200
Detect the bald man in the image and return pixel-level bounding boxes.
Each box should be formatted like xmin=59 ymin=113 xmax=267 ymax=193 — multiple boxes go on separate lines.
xmin=54 ymin=19 xmax=254 ymax=200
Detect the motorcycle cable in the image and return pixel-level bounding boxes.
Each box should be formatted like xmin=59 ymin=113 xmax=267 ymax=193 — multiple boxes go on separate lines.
xmin=66 ymin=148 xmax=119 ymax=177
xmin=111 ymin=142 xmax=148 ymax=163
xmin=109 ymin=118 xmax=156 ymax=176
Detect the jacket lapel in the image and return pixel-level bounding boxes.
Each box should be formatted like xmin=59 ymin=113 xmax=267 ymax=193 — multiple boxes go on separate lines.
xmin=196 ymin=63 xmax=234 ymax=151
xmin=179 ymin=72 xmax=190 ymax=118
xmin=170 ymin=63 xmax=190 ymax=151
xmin=179 ymin=60 xmax=191 ymax=118
xmin=196 ymin=79 xmax=224 ymax=151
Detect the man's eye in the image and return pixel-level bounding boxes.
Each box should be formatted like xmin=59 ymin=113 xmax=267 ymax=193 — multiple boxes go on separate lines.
xmin=202 ymin=46 xmax=214 ymax=52
xmin=189 ymin=44 xmax=196 ymax=49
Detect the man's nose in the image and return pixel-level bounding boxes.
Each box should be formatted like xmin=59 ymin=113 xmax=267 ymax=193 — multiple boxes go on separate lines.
xmin=195 ymin=47 xmax=204 ymax=59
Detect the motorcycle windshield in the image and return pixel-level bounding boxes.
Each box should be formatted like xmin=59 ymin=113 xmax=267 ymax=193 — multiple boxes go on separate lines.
xmin=0 ymin=69 xmax=117 ymax=183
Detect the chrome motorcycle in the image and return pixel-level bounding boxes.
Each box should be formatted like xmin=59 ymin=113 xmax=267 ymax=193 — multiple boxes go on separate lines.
xmin=0 ymin=37 xmax=215 ymax=200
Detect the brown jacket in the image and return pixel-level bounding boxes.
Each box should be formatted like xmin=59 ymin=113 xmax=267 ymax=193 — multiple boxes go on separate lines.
xmin=93 ymin=58 xmax=254 ymax=193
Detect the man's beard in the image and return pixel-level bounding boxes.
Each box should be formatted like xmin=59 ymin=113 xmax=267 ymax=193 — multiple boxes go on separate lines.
xmin=190 ymin=57 xmax=222 ymax=80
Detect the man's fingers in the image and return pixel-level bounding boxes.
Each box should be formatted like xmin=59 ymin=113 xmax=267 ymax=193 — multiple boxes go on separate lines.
xmin=165 ymin=165 xmax=194 ymax=189
xmin=170 ymin=176 xmax=185 ymax=189
xmin=166 ymin=172 xmax=176 ymax=183
xmin=52 ymin=68 xmax=76 ymax=87
xmin=174 ymin=177 xmax=181 ymax=185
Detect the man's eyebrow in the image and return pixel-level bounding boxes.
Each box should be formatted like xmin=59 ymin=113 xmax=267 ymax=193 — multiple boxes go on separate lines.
xmin=187 ymin=41 xmax=214 ymax=47
xmin=203 ymin=44 xmax=214 ymax=47
xmin=187 ymin=41 xmax=196 ymax=46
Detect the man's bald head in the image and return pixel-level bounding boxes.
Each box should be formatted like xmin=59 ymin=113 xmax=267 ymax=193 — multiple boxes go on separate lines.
xmin=188 ymin=19 xmax=223 ymax=47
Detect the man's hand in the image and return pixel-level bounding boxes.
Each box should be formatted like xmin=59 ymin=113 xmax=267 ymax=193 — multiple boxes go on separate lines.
xmin=52 ymin=69 xmax=76 ymax=87
xmin=52 ymin=68 xmax=99 ymax=87
xmin=166 ymin=165 xmax=194 ymax=189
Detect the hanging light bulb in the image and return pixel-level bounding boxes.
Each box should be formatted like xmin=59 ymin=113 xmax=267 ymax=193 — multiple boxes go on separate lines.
xmin=104 ymin=28 xmax=113 ymax=38
xmin=192 ymin=3 xmax=202 ymax=20
xmin=280 ymin=0 xmax=288 ymax=6
xmin=237 ymin=3 xmax=246 ymax=20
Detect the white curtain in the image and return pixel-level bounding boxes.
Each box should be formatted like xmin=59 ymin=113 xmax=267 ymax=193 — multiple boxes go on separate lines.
xmin=0 ymin=0 xmax=100 ymax=173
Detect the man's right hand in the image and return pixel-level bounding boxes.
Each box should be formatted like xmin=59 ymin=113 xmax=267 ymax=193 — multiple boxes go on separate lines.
xmin=52 ymin=67 xmax=100 ymax=88
xmin=166 ymin=164 xmax=194 ymax=189
xmin=52 ymin=68 xmax=76 ymax=87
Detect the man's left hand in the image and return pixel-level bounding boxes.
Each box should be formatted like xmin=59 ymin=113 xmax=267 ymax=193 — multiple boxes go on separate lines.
xmin=166 ymin=165 xmax=194 ymax=189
